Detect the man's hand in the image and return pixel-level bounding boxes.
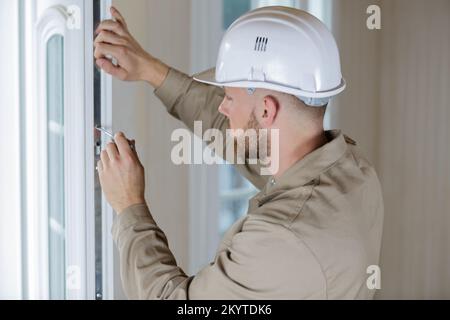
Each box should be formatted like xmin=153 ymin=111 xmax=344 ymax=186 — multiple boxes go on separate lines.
xmin=94 ymin=6 xmax=169 ymax=88
xmin=97 ymin=132 xmax=146 ymax=214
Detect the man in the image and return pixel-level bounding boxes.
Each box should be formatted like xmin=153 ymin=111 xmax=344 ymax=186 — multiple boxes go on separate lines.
xmin=94 ymin=6 xmax=384 ymax=299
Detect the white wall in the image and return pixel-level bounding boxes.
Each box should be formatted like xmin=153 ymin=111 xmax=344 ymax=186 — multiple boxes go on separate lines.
xmin=110 ymin=0 xmax=450 ymax=299
xmin=0 ymin=0 xmax=22 ymax=299
xmin=143 ymin=0 xmax=192 ymax=275
xmin=330 ymin=0 xmax=381 ymax=165
xmin=328 ymin=0 xmax=450 ymax=299
xmin=332 ymin=0 xmax=450 ymax=299
xmin=111 ymin=0 xmax=193 ymax=298
xmin=377 ymin=0 xmax=450 ymax=299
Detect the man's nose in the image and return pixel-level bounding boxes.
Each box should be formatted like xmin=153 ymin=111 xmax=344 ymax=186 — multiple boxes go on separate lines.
xmin=218 ymin=100 xmax=229 ymax=117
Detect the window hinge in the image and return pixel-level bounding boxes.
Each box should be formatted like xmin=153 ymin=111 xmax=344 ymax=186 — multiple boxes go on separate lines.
xmin=67 ymin=5 xmax=82 ymax=30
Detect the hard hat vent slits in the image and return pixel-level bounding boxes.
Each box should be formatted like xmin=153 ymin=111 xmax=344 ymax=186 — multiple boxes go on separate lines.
xmin=254 ymin=36 xmax=268 ymax=52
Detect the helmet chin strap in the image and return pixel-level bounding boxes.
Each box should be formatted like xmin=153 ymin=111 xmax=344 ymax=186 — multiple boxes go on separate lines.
xmin=246 ymin=87 xmax=329 ymax=107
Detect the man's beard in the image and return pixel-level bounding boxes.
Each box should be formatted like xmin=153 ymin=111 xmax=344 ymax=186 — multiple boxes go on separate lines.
xmin=232 ymin=111 xmax=272 ymax=162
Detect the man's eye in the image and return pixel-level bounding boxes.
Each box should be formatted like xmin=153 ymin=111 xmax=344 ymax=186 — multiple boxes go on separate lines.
xmin=226 ymin=95 xmax=233 ymax=101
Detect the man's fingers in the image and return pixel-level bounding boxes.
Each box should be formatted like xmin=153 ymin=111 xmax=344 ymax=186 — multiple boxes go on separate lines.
xmin=96 ymin=19 xmax=127 ymax=37
xmin=130 ymin=139 xmax=138 ymax=156
xmin=111 ymin=6 xmax=127 ymax=28
xmin=94 ymin=42 xmax=117 ymax=59
xmin=106 ymin=142 xmax=119 ymax=161
xmin=96 ymin=58 xmax=128 ymax=80
xmin=94 ymin=42 xmax=128 ymax=63
xmin=95 ymin=30 xmax=127 ymax=46
xmin=114 ymin=132 xmax=133 ymax=156
xmin=100 ymin=149 xmax=110 ymax=166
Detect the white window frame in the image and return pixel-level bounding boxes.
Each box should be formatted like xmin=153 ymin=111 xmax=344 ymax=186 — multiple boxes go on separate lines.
xmin=22 ymin=0 xmax=113 ymax=300
xmin=26 ymin=2 xmax=87 ymax=300
xmin=97 ymin=0 xmax=116 ymax=300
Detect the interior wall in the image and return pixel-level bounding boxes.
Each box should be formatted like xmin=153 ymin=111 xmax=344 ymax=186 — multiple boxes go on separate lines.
xmin=0 ymin=0 xmax=22 ymax=299
xmin=141 ymin=0 xmax=192 ymax=274
xmin=377 ymin=0 xmax=450 ymax=299
xmin=329 ymin=0 xmax=381 ymax=166
xmin=110 ymin=0 xmax=386 ymax=297
xmin=110 ymin=0 xmax=450 ymax=299
xmin=330 ymin=0 xmax=450 ymax=299
xmin=111 ymin=0 xmax=192 ymax=287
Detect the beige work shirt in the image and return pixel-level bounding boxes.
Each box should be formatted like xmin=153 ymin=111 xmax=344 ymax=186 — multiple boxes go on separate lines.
xmin=112 ymin=68 xmax=384 ymax=300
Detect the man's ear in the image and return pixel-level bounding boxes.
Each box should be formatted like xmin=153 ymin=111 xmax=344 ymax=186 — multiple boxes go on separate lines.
xmin=260 ymin=95 xmax=279 ymax=127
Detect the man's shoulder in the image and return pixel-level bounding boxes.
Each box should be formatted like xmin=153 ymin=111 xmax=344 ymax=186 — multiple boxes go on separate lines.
xmin=240 ymin=134 xmax=384 ymax=298
xmin=294 ymin=134 xmax=383 ymax=234
xmin=286 ymin=137 xmax=384 ymax=298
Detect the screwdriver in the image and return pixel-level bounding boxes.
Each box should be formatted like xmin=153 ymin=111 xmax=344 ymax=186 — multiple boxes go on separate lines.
xmin=95 ymin=126 xmax=135 ymax=151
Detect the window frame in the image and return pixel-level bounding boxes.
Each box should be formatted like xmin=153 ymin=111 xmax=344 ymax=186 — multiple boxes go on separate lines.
xmin=96 ymin=0 xmax=115 ymax=300
xmin=32 ymin=3 xmax=88 ymax=300
xmin=21 ymin=0 xmax=110 ymax=300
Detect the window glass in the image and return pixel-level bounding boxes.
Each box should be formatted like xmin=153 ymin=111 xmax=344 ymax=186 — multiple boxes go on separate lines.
xmin=222 ymin=0 xmax=250 ymax=30
xmin=218 ymin=165 xmax=257 ymax=236
xmin=251 ymin=0 xmax=298 ymax=9
xmin=46 ymin=34 xmax=66 ymax=300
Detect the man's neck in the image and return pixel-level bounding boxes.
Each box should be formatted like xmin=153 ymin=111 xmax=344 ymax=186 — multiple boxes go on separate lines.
xmin=274 ymin=129 xmax=328 ymax=178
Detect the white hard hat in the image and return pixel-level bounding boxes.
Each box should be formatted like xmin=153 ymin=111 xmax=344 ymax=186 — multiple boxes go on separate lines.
xmin=194 ymin=6 xmax=346 ymax=107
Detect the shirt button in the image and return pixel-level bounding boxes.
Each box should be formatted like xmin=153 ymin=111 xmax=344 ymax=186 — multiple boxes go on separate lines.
xmin=270 ymin=177 xmax=276 ymax=186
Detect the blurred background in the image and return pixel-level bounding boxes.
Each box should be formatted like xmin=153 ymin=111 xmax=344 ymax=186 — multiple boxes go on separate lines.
xmin=1 ymin=0 xmax=449 ymax=299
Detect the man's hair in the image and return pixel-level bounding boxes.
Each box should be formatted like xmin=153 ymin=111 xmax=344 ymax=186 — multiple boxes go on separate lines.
xmin=255 ymin=88 xmax=327 ymax=126
xmin=285 ymin=93 xmax=327 ymax=121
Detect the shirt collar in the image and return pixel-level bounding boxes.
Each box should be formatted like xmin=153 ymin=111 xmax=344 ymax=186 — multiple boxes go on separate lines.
xmin=257 ymin=130 xmax=349 ymax=199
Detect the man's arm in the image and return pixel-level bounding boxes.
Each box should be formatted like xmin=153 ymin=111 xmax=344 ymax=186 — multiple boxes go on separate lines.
xmin=154 ymin=68 xmax=228 ymax=136
xmin=99 ymin=132 xmax=326 ymax=299
xmin=154 ymin=68 xmax=270 ymax=188
xmin=113 ymin=204 xmax=327 ymax=300
xmin=95 ymin=7 xmax=267 ymax=189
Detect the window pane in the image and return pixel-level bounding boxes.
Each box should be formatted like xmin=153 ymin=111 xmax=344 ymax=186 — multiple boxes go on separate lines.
xmin=222 ymin=0 xmax=250 ymax=30
xmin=218 ymin=165 xmax=257 ymax=236
xmin=251 ymin=0 xmax=297 ymax=8
xmin=46 ymin=34 xmax=65 ymax=300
